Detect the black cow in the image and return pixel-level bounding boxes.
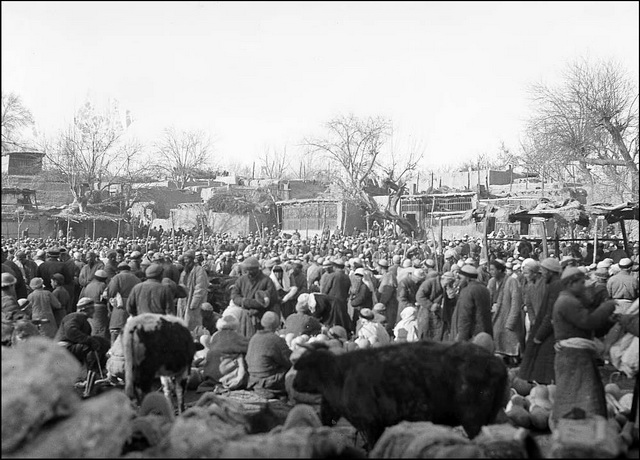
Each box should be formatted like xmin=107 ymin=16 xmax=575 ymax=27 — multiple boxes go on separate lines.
xmin=123 ymin=313 xmax=202 ymax=413
xmin=293 ymin=340 xmax=509 ymax=448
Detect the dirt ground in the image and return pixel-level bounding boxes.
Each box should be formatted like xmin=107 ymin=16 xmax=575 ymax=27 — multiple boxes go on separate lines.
xmin=84 ymin=361 xmax=638 ymax=458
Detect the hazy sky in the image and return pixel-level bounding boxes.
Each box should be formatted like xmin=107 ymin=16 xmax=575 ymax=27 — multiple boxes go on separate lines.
xmin=2 ymin=1 xmax=639 ymax=171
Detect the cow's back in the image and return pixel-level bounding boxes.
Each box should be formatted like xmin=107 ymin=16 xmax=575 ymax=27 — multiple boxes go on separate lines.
xmin=328 ymin=341 xmax=507 ymax=440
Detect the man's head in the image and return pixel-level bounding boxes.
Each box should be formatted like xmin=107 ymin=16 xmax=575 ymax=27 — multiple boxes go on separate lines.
xmin=242 ymin=257 xmax=261 ymax=279
xmin=51 ymin=273 xmax=65 ymax=288
xmin=77 ymin=297 xmax=95 ymax=317
xmin=183 ymin=250 xmax=196 ymax=270
xmin=540 ymin=257 xmax=562 ymax=280
xmin=458 ymin=264 xmax=478 ymax=284
xmin=260 ymin=311 xmax=280 ymax=332
xmin=489 ymin=259 xmax=506 ymax=279
xmin=619 ymin=258 xmax=633 ymax=271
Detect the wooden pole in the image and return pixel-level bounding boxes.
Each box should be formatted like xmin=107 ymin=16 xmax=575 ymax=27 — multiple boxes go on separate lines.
xmin=619 ymin=220 xmax=629 ymax=255
xmin=438 ymin=218 xmax=444 ymax=270
xmin=92 ymin=218 xmax=96 ymax=240
xmin=540 ymin=219 xmax=549 ymax=259
xmin=481 ymin=216 xmax=489 ymax=262
xmin=66 ymin=213 xmax=71 ymax=241
xmin=593 ymin=217 xmax=598 ymax=265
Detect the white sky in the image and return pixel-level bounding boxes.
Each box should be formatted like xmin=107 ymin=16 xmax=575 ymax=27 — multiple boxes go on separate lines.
xmin=2 ymin=1 xmax=639 ymax=172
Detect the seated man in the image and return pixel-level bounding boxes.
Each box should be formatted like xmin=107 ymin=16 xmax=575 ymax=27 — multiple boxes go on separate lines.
xmin=246 ymin=311 xmax=292 ymax=398
xmin=281 ymin=301 xmax=323 ymax=338
xmin=54 ymin=297 xmax=110 ymax=397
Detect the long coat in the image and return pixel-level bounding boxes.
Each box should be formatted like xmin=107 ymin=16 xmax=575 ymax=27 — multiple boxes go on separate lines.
xmin=416 ymin=274 xmax=445 ymax=341
xmin=27 ymin=288 xmax=59 ymax=338
xmin=489 ymin=275 xmax=524 ymax=357
xmin=177 ymin=264 xmax=209 ymax=332
xmin=230 ymin=272 xmax=277 ymax=338
xmin=377 ymin=271 xmax=398 ymax=329
xmin=450 ymin=280 xmax=492 ymax=342
xmin=80 ymin=279 xmax=109 ymax=341
xmin=518 ymin=275 xmax=562 ymax=384
xmin=106 ymin=271 xmax=141 ymax=330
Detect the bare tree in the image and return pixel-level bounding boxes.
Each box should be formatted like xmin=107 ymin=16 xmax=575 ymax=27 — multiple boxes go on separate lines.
xmin=1 ymin=92 xmax=35 ymax=152
xmin=377 ymin=136 xmax=424 ymax=230
xmin=304 ymin=114 xmax=421 ymax=235
xmin=153 ymin=127 xmax=213 ymax=189
xmin=305 ymin=114 xmax=390 ymax=207
xmin=524 ymin=58 xmax=639 ymax=200
xmin=259 ymin=145 xmax=290 ymax=180
xmin=43 ymin=99 xmax=138 ymax=211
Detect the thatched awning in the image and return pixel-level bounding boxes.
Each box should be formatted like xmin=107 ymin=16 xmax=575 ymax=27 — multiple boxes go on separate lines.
xmin=507 ymin=200 xmax=590 ymax=227
xmin=586 ymin=201 xmax=639 ymax=223
xmin=50 ymin=210 xmax=125 ymax=223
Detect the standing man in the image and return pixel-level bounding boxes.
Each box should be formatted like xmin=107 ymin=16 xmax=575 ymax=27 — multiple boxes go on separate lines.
xmin=78 ymin=250 xmax=105 ymax=289
xmin=450 ymin=265 xmax=492 ymax=342
xmin=281 ymin=260 xmax=307 ymax=319
xmin=177 ymin=250 xmax=209 ymax=332
xmin=416 ymin=269 xmax=445 ymax=341
xmin=396 ymin=269 xmax=425 ymax=324
xmin=13 ymin=250 xmax=36 ymax=290
xmin=376 ymin=258 xmax=398 ymax=331
xmin=488 ymin=259 xmax=524 ymax=365
xmin=126 ymin=264 xmax=174 ymax=316
xmin=607 ymin=258 xmax=638 ymax=303
xmin=36 ymin=247 xmax=73 ymax=293
xmin=230 ymin=257 xmax=277 ymax=338
xmin=106 ymin=262 xmax=141 ymax=344
xmin=322 ymin=258 xmax=351 ymax=327
xmin=79 ymin=269 xmax=110 ymax=342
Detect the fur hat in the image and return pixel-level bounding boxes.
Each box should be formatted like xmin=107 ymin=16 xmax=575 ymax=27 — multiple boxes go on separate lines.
xmin=540 ymin=257 xmax=562 ymax=273
xmin=260 ymin=311 xmax=280 ymax=331
xmin=472 ymin=332 xmax=494 ymax=353
xmin=29 ymin=277 xmax=44 ymax=290
xmin=359 ymin=308 xmax=375 ymax=320
xmin=619 ymin=258 xmax=633 ymax=268
xmin=216 ymin=315 xmax=239 ymax=331
xmin=145 ymin=264 xmax=163 ymax=279
xmin=2 ymin=273 xmax=17 ymax=287
xmin=459 ymin=265 xmax=478 ymax=278
xmin=377 ymin=259 xmax=389 ymax=268
xmin=242 ymin=257 xmax=260 ymax=269
xmin=561 ymin=266 xmax=584 ymax=280
xmin=77 ymin=297 xmax=95 ymax=310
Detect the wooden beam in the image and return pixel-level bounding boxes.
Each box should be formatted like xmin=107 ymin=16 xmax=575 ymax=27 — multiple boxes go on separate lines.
xmin=540 ymin=220 xmax=549 ymax=259
xmin=619 ymin=220 xmax=629 ymax=255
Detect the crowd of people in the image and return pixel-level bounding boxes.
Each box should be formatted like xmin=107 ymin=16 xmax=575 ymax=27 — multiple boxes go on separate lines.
xmin=1 ymin=226 xmax=638 ymax=440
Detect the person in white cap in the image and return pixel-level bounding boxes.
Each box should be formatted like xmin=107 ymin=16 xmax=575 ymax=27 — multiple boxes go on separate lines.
xmin=607 ymin=258 xmax=638 ymax=303
xmin=356 ymin=307 xmax=390 ymax=346
xmin=517 ymin=257 xmax=563 ymax=385
xmin=348 ymin=267 xmax=373 ymax=325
